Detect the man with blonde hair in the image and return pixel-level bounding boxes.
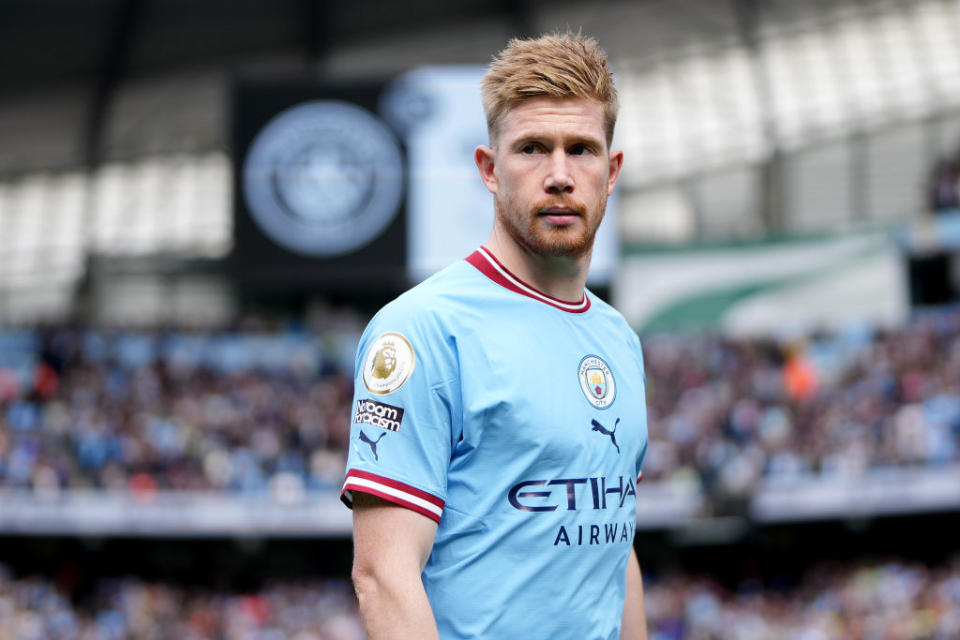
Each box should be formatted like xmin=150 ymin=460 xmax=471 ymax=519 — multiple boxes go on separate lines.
xmin=342 ymin=32 xmax=649 ymax=639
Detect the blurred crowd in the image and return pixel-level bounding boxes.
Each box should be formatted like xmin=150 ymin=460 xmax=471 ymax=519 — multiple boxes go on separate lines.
xmin=0 ymin=322 xmax=359 ymax=495
xmin=641 ymin=308 xmax=960 ymax=498
xmin=1 ymin=557 xmax=957 ymax=640
xmin=645 ymin=557 xmax=960 ymax=640
xmin=0 ymin=308 xmax=959 ymax=498
xmin=0 ymin=564 xmax=363 ymax=640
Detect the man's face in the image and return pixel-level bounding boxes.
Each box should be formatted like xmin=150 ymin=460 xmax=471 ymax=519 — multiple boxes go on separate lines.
xmin=477 ymin=97 xmax=622 ymax=259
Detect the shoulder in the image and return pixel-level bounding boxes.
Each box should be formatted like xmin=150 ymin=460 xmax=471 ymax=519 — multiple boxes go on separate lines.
xmin=357 ymin=260 xmax=485 ymax=373
xmin=586 ymin=292 xmax=639 ymax=339
xmin=586 ymin=291 xmax=644 ymax=358
xmin=370 ymin=259 xmax=484 ymax=331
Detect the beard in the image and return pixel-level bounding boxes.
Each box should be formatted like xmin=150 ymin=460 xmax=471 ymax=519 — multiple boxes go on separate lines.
xmin=495 ymin=194 xmax=606 ymax=259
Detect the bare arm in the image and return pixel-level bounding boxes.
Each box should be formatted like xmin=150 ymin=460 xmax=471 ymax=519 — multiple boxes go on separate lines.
xmin=351 ymin=492 xmax=441 ymax=640
xmin=621 ymin=547 xmax=648 ymax=640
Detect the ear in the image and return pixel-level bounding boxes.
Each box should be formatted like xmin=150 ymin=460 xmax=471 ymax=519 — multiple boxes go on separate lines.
xmin=606 ymin=149 xmax=624 ymax=196
xmin=475 ymin=145 xmax=498 ymax=194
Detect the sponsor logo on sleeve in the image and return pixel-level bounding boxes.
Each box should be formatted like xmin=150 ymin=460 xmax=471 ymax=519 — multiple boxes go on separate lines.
xmin=354 ymin=398 xmax=405 ymax=432
xmin=362 ymin=332 xmax=415 ymax=394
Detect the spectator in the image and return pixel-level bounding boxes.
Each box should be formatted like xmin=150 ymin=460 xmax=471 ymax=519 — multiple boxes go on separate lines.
xmin=929 ymin=157 xmax=960 ymax=212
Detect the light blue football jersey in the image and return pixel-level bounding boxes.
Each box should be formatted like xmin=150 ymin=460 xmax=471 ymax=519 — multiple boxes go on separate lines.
xmin=342 ymin=247 xmax=649 ymax=640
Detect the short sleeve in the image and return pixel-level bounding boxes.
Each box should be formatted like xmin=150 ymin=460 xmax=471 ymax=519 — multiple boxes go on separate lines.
xmin=340 ymin=302 xmax=460 ymax=523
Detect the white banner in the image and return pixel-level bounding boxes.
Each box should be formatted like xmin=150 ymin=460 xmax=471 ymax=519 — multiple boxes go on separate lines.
xmin=616 ymin=231 xmax=908 ymax=335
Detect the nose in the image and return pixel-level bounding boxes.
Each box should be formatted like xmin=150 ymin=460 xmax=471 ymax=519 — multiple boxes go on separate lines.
xmin=544 ymin=149 xmax=573 ymax=194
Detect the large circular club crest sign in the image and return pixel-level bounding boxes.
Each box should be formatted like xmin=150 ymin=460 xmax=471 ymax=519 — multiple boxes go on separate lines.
xmin=242 ymin=100 xmax=404 ymax=257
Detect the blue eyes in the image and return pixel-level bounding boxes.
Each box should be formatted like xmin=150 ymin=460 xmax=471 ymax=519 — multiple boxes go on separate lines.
xmin=520 ymin=144 xmax=591 ymax=155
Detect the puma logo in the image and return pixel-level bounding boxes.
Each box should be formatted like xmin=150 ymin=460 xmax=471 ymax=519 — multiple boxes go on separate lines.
xmin=359 ymin=430 xmax=387 ymax=461
xmin=591 ymin=418 xmax=620 ymax=454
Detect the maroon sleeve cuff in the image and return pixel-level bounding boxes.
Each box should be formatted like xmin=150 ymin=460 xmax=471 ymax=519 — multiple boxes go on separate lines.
xmin=341 ymin=469 xmax=445 ymax=524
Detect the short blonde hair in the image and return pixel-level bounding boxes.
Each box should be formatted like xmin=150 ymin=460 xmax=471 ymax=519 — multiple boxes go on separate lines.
xmin=481 ymin=32 xmax=619 ymax=146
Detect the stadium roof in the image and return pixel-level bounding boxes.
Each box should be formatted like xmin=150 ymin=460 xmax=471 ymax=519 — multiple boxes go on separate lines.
xmin=2 ymin=0 xmax=959 ymax=320
xmin=3 ymin=0 xmax=934 ymax=175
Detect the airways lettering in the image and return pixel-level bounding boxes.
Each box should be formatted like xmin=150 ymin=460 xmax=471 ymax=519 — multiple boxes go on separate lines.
xmin=553 ymin=521 xmax=635 ymax=547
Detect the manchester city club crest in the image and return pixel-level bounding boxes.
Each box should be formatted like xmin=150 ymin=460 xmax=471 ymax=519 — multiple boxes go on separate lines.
xmin=578 ymin=355 xmax=616 ymax=409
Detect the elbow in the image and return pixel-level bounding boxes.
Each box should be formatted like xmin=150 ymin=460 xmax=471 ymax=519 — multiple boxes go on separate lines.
xmin=352 ymin=555 xmax=423 ymax=611
xmin=351 ymin=558 xmax=383 ymax=609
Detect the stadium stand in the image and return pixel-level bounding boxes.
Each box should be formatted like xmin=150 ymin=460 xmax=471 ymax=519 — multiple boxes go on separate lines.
xmin=643 ymin=308 xmax=960 ymax=493
xmin=0 ymin=325 xmax=357 ymax=494
xmin=1 ymin=557 xmax=958 ymax=639
xmin=0 ymin=563 xmax=364 ymax=640
xmin=2 ymin=309 xmax=957 ymax=505
xmin=644 ymin=558 xmax=960 ymax=640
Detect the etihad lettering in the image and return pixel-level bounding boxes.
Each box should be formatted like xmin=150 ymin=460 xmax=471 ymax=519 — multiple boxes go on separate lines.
xmin=354 ymin=399 xmax=404 ymax=432
xmin=508 ymin=476 xmax=636 ymax=512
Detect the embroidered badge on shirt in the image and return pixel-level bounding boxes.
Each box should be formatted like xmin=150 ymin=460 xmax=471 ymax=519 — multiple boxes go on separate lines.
xmin=578 ymin=355 xmax=616 ymax=409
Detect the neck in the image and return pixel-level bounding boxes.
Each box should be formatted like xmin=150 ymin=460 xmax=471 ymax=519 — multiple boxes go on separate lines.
xmin=485 ymin=227 xmax=591 ymax=302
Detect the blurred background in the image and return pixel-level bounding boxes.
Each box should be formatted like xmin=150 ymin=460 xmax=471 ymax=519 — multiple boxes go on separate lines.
xmin=1 ymin=0 xmax=960 ymax=638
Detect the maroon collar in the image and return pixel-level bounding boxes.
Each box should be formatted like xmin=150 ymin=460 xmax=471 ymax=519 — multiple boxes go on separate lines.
xmin=465 ymin=247 xmax=591 ymax=313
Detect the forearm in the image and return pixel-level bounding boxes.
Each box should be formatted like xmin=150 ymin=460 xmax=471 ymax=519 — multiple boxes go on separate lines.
xmin=620 ymin=547 xmax=648 ymax=640
xmin=353 ymin=567 xmax=440 ymax=640
xmin=351 ymin=493 xmax=441 ymax=640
